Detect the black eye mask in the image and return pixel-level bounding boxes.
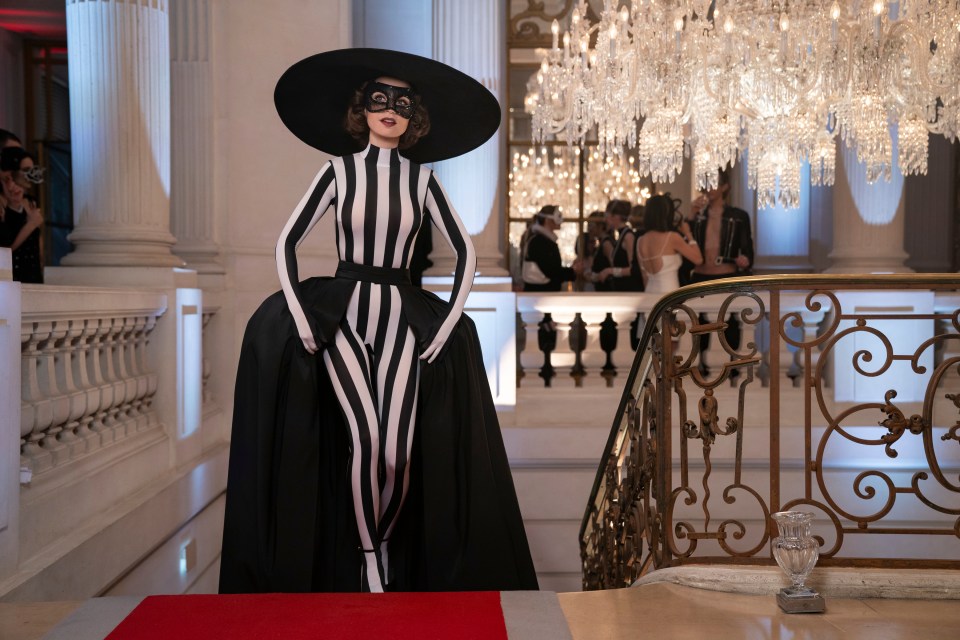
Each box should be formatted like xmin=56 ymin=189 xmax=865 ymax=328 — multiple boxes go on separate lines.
xmin=363 ymin=81 xmax=416 ymax=120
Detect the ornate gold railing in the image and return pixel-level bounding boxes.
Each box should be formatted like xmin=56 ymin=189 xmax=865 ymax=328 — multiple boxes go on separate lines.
xmin=581 ymin=275 xmax=960 ymax=590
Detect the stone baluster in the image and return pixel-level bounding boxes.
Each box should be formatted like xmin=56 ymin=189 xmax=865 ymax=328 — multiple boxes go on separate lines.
xmin=114 ymin=317 xmax=138 ymax=430
xmin=21 ymin=324 xmax=52 ymax=472
xmin=141 ymin=316 xmax=160 ymax=417
xmin=87 ymin=319 xmax=114 ymax=443
xmin=127 ymin=316 xmax=149 ymax=431
xmin=610 ymin=310 xmax=639 ymax=382
xmin=550 ymin=309 xmax=578 ymax=388
xmin=71 ymin=319 xmax=101 ymax=449
xmin=37 ymin=322 xmax=71 ymax=465
xmin=100 ymin=318 xmax=127 ymax=439
xmin=54 ymin=320 xmax=89 ymax=456
xmin=581 ymin=309 xmax=613 ymax=387
xmin=519 ymin=309 xmax=546 ymax=386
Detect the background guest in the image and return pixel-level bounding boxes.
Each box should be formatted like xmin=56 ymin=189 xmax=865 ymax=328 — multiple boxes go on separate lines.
xmin=522 ymin=204 xmax=581 ymax=292
xmin=684 ymin=166 xmax=755 ymax=376
xmin=0 ymin=146 xmax=44 ymax=283
xmin=635 ymin=194 xmax=702 ymax=294
xmin=595 ymin=199 xmax=643 ymax=291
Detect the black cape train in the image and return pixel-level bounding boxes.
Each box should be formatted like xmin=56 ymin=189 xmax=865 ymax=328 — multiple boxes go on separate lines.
xmin=219 ymin=276 xmax=539 ymax=592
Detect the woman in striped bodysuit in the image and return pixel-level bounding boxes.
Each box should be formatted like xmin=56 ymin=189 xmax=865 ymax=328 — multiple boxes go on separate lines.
xmin=220 ymin=49 xmax=537 ymax=594
xmin=277 ymin=77 xmax=474 ymax=592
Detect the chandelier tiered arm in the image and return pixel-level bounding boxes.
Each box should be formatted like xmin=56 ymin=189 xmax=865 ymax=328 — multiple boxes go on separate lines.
xmin=528 ymin=0 xmax=960 ymax=209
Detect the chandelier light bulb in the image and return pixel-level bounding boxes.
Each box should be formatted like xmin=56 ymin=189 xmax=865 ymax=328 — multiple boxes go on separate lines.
xmin=527 ymin=0 xmax=958 ymax=208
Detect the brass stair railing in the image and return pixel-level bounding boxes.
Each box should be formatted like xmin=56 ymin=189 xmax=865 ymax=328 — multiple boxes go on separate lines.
xmin=580 ymin=275 xmax=960 ymax=590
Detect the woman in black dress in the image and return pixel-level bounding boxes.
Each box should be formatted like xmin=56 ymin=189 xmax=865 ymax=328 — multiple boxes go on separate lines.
xmin=220 ymin=49 xmax=537 ymax=594
xmin=0 ymin=147 xmax=44 ymax=283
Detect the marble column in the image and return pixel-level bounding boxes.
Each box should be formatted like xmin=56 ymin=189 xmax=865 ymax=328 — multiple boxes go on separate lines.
xmin=63 ymin=0 xmax=181 ymax=267
xmin=430 ymin=0 xmax=507 ymax=276
xmin=170 ymin=0 xmax=221 ymax=273
xmin=826 ymin=139 xmax=911 ymax=273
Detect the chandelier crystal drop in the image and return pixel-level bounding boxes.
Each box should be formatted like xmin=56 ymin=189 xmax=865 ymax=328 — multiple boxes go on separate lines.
xmin=528 ymin=0 xmax=960 ymax=209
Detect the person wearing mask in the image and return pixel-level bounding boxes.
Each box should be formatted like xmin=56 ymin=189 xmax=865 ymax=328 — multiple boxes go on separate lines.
xmin=576 ymin=210 xmax=606 ymax=291
xmin=521 ymin=204 xmax=580 ymax=291
xmin=220 ymin=48 xmax=537 ymax=595
xmin=0 ymin=146 xmax=44 ymax=283
xmin=594 ymin=199 xmax=642 ymax=291
xmin=685 ymin=165 xmax=755 ymax=376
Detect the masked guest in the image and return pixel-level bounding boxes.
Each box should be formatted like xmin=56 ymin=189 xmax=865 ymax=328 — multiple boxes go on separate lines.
xmin=685 ymin=166 xmax=755 ymax=376
xmin=220 ymin=48 xmax=537 ymax=595
xmin=0 ymin=147 xmax=44 ymax=283
xmin=522 ymin=205 xmax=580 ymax=292
xmin=593 ymin=199 xmax=643 ymax=291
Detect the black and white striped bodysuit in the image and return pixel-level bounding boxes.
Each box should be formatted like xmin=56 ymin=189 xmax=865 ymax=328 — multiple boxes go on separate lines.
xmin=275 ymin=143 xmax=476 ymax=592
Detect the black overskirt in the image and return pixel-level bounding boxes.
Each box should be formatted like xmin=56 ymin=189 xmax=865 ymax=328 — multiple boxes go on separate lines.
xmin=219 ymin=277 xmax=539 ymax=593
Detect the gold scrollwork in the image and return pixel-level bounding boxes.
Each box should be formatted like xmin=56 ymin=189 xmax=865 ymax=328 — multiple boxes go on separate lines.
xmin=943 ymin=393 xmax=960 ymax=445
xmin=879 ymin=389 xmax=928 ymax=458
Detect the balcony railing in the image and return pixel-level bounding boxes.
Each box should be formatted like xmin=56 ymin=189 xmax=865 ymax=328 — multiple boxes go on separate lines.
xmin=580 ymin=275 xmax=960 ymax=590
xmin=20 ymin=286 xmax=168 ymax=476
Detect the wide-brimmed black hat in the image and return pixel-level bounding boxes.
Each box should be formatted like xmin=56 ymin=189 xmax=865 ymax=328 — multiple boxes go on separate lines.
xmin=274 ymin=48 xmax=501 ymax=164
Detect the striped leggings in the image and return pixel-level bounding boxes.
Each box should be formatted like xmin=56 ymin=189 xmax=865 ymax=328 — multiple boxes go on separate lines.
xmin=322 ymin=281 xmax=419 ymax=593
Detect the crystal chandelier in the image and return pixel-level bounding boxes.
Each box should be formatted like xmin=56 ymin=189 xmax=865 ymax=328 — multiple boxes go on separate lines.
xmin=508 ymin=146 xmax=652 ymax=263
xmin=529 ymin=0 xmax=960 ymax=209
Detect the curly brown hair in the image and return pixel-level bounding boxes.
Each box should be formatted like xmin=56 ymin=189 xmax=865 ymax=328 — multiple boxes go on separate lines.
xmin=343 ymin=81 xmax=431 ymax=150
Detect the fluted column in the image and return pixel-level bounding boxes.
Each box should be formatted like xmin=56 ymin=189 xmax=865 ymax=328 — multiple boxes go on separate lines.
xmin=826 ymin=139 xmax=911 ymax=273
xmin=430 ymin=0 xmax=507 ymax=276
xmin=170 ymin=0 xmax=221 ymax=273
xmin=63 ymin=0 xmax=181 ymax=267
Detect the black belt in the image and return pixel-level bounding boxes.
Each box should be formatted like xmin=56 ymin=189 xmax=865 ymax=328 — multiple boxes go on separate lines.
xmin=335 ymin=261 xmax=411 ymax=286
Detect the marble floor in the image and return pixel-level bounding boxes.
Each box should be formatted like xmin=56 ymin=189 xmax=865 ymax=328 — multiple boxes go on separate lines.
xmin=0 ymin=600 xmax=80 ymax=640
xmin=4 ymin=583 xmax=958 ymax=639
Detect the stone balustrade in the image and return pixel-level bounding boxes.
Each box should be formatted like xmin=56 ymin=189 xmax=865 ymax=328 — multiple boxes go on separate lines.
xmin=19 ymin=286 xmax=168 ymax=477
xmin=518 ymin=291 xmax=789 ymax=389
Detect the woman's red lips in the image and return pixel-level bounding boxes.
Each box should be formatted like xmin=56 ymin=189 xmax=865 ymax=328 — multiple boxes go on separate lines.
xmin=381 ymin=117 xmax=396 ymax=126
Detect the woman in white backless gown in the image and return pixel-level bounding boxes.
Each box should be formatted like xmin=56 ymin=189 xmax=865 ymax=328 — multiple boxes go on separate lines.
xmin=636 ymin=194 xmax=703 ymax=294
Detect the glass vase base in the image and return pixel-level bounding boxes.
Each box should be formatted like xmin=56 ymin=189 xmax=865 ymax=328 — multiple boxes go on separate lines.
xmin=777 ymin=589 xmax=826 ymax=614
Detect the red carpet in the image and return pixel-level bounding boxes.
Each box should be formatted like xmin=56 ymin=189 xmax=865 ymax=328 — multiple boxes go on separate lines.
xmin=105 ymin=591 xmax=508 ymax=639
